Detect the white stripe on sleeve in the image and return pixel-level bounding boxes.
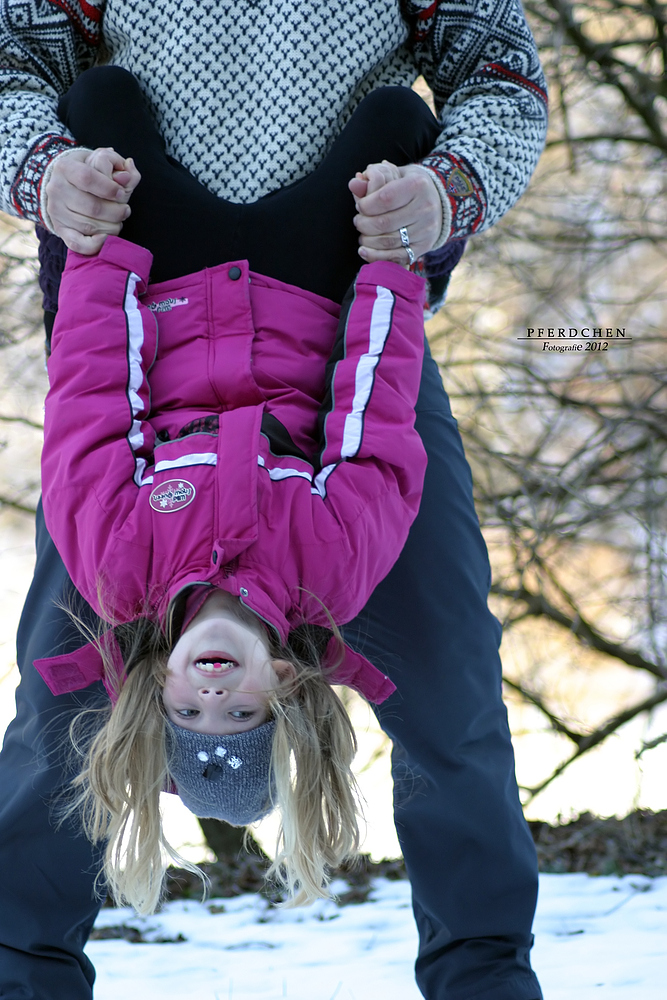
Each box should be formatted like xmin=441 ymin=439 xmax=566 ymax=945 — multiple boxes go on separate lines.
xmin=124 ymin=272 xmax=149 ymax=487
xmin=340 ymin=285 xmax=394 ymax=459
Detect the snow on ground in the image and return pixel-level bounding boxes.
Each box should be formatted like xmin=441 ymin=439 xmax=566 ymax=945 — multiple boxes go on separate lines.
xmin=88 ymin=873 xmax=667 ymax=999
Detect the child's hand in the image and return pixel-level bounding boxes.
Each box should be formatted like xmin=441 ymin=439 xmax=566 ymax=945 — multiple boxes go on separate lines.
xmin=348 ymin=159 xmax=442 ymax=268
xmin=349 ymin=160 xmax=403 ymax=200
xmin=44 ymin=146 xmax=142 ymax=255
xmin=85 ymin=147 xmax=141 ymax=201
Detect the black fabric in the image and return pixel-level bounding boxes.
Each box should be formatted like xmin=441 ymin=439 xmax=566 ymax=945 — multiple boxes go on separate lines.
xmin=43 ymin=308 xmax=56 ymax=356
xmin=316 ymin=278 xmax=356 ymax=465
xmin=36 ymin=226 xmax=68 ymax=315
xmin=177 ymin=415 xmax=220 ymax=439
xmin=260 ymin=411 xmax=311 ymax=464
xmin=57 ymin=67 xmax=440 ymax=300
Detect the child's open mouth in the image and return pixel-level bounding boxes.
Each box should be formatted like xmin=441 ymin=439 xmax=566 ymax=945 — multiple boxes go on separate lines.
xmin=194 ymin=654 xmax=237 ymax=672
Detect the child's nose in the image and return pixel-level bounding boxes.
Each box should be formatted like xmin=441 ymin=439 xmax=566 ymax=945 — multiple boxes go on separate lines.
xmin=197 ymin=685 xmax=227 ymax=698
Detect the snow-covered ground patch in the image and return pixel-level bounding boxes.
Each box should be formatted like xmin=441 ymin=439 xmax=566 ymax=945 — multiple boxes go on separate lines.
xmin=88 ymin=874 xmax=667 ymax=999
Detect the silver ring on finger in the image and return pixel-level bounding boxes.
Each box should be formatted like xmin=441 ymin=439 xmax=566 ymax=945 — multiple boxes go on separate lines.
xmin=399 ymin=226 xmax=415 ymax=266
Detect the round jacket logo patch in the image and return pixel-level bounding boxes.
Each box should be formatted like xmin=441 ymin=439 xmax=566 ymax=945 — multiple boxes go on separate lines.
xmin=149 ymin=479 xmax=196 ymax=513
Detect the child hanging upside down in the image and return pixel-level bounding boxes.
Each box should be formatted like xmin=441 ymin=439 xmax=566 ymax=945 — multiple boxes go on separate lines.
xmin=36 ymin=67 xmax=432 ymax=915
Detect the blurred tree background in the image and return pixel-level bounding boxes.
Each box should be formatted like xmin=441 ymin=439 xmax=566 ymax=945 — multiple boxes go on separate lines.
xmin=428 ymin=0 xmax=667 ymax=808
xmin=0 ymin=1 xmax=665 ymax=848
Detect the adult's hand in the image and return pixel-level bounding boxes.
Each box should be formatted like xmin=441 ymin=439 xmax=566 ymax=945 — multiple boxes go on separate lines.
xmin=349 ymin=161 xmax=443 ymax=266
xmin=44 ymin=146 xmax=141 ymax=254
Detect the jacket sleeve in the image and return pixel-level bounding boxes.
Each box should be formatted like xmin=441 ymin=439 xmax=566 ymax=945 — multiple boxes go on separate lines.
xmin=0 ymin=0 xmax=103 ymax=223
xmin=41 ymin=235 xmax=158 ymax=620
xmin=262 ymin=261 xmax=428 ymax=627
xmin=401 ymin=0 xmax=548 ymax=245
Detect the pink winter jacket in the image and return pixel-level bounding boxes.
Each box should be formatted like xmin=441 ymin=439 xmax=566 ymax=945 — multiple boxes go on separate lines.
xmin=38 ymin=237 xmax=427 ymax=703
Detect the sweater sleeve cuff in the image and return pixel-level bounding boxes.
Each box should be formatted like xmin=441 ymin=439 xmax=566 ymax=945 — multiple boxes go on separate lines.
xmin=417 ymin=152 xmax=488 ymax=242
xmin=413 ymin=163 xmax=452 ymax=250
xmin=9 ymin=135 xmax=80 ymax=227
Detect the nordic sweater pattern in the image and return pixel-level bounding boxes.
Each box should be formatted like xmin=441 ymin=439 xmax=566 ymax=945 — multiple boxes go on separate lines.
xmin=0 ymin=0 xmax=547 ymax=247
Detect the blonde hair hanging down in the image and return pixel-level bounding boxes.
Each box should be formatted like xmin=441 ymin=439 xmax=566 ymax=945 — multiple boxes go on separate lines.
xmin=266 ymin=626 xmax=361 ymax=906
xmin=65 ymin=608 xmax=362 ymax=915
xmin=66 ymin=615 xmax=203 ymax=915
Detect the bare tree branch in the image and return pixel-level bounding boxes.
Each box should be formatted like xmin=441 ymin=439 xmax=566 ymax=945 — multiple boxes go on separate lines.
xmin=0 ymin=494 xmax=37 ymax=516
xmin=521 ymin=685 xmax=667 ymax=801
xmin=0 ymin=413 xmax=43 ymax=431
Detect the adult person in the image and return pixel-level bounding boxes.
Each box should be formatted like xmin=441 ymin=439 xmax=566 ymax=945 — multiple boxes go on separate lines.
xmin=0 ymin=3 xmax=548 ymax=999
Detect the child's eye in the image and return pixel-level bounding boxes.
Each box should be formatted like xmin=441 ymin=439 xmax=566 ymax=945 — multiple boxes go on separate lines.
xmin=177 ymin=708 xmax=200 ymax=718
xmin=230 ymin=711 xmax=254 ymax=720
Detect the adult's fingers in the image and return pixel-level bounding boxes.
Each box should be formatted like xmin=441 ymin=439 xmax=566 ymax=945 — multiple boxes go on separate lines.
xmin=354 ymin=167 xmax=442 ymax=264
xmin=59 ymin=188 xmax=131 ymax=229
xmin=50 ymin=149 xmax=129 ymax=204
xmin=57 ymin=206 xmax=128 ymax=240
xmin=48 ymin=173 xmax=131 ymax=225
xmin=45 ymin=147 xmax=133 ymax=246
xmin=355 ymin=197 xmax=436 ymax=264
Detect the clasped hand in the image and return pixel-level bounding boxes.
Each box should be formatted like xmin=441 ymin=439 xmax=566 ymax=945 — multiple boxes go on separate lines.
xmin=348 ymin=160 xmax=442 ymax=267
xmin=45 ymin=149 xmax=442 ymax=264
xmin=44 ymin=146 xmax=141 ymax=254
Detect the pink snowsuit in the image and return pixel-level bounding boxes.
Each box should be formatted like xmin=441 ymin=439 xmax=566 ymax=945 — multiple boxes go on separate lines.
xmin=37 ymin=236 xmax=427 ymax=703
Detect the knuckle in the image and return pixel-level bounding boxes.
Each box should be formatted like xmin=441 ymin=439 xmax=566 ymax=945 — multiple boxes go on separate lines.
xmin=77 ymin=160 xmax=96 ymax=182
xmin=87 ymin=199 xmax=104 ymax=220
xmin=53 ymin=154 xmax=75 ymax=176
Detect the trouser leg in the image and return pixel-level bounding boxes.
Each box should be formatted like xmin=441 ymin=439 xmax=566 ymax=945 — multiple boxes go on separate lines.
xmin=344 ymin=348 xmax=542 ymax=1000
xmin=0 ymin=503 xmax=105 ymax=998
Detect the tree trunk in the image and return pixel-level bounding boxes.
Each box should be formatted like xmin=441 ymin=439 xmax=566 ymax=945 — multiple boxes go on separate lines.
xmin=198 ymin=818 xmax=268 ymax=861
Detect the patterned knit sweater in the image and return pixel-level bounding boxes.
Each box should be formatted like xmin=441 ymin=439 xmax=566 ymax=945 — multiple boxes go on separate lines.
xmin=0 ymin=0 xmax=547 ymax=307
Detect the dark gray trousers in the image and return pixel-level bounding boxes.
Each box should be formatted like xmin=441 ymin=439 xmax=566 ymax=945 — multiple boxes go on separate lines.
xmin=0 ymin=345 xmax=541 ymax=1000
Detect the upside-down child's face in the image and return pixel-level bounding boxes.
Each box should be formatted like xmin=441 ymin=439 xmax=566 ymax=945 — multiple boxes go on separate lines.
xmin=163 ymin=590 xmax=295 ymax=735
